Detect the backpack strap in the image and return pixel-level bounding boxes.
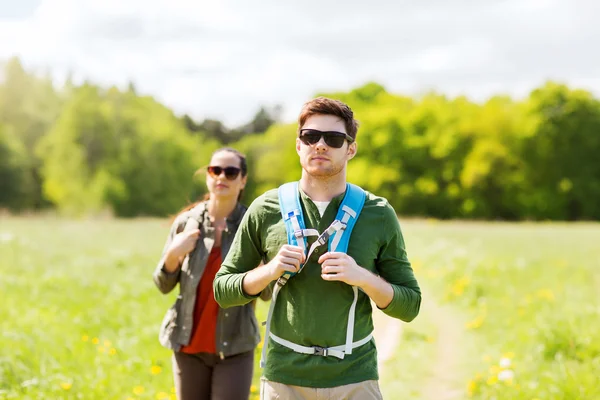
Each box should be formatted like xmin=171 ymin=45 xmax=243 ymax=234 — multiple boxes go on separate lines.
xmin=329 ymin=183 xmax=366 ymax=253
xmin=260 ymin=182 xmax=369 ymax=368
xmin=329 ymin=183 xmax=366 ymax=355
xmin=180 ymin=203 xmax=206 ymax=273
xmin=278 ymin=182 xmax=319 ymax=277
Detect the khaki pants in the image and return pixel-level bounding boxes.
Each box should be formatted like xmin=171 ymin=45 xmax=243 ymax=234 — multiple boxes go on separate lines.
xmin=260 ymin=378 xmax=383 ymax=400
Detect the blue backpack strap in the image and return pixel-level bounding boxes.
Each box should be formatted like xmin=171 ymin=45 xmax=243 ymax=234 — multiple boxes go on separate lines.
xmin=278 ymin=182 xmax=305 ymax=247
xmin=278 ymin=182 xmax=307 ymax=277
xmin=329 ymin=183 xmax=366 ymax=253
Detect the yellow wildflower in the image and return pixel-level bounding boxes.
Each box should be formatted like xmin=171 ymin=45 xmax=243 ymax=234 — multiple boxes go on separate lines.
xmin=467 ymin=380 xmax=477 ymax=396
xmin=151 ymin=365 xmax=162 ymax=375
xmin=81 ymin=335 xmax=89 ymax=342
xmin=411 ymin=259 xmax=422 ymax=271
xmin=466 ymin=315 xmax=485 ymax=330
xmin=60 ymin=382 xmax=72 ymax=390
xmin=92 ymin=337 xmax=99 ymax=345
xmin=489 ymin=365 xmax=500 ymax=375
xmin=537 ymin=289 xmax=554 ymax=301
xmin=156 ymin=392 xmax=170 ymax=399
xmin=133 ymin=386 xmax=145 ymax=395
xmin=451 ymin=276 xmax=470 ymax=297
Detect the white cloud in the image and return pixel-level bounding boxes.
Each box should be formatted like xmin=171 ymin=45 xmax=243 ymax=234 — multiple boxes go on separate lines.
xmin=1 ymin=0 xmax=599 ymax=126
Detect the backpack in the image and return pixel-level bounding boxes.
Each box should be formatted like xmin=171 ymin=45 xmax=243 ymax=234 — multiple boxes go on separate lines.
xmin=260 ymin=181 xmax=371 ymax=367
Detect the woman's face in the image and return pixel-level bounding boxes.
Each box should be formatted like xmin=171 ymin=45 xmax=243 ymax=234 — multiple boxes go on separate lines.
xmin=206 ymin=151 xmax=247 ymax=200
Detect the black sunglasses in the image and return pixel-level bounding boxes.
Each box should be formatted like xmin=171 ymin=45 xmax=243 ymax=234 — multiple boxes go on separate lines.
xmin=298 ymin=129 xmax=354 ymax=149
xmin=207 ymin=166 xmax=242 ymax=180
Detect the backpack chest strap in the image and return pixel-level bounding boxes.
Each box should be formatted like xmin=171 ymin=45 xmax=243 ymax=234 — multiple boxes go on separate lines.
xmin=269 ymin=330 xmax=373 ymax=360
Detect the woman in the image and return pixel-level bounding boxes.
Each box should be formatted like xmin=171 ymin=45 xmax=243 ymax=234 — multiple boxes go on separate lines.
xmin=153 ymin=147 xmax=269 ymax=399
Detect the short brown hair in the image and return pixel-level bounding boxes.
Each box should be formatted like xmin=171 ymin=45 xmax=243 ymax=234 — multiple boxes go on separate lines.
xmin=298 ymin=97 xmax=359 ymax=140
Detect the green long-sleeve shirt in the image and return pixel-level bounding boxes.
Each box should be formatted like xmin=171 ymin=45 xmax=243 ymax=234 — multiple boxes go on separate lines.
xmin=214 ymin=186 xmax=421 ymax=388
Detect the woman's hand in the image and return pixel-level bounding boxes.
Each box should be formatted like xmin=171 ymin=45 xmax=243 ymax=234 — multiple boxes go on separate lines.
xmin=164 ymin=229 xmax=200 ymax=272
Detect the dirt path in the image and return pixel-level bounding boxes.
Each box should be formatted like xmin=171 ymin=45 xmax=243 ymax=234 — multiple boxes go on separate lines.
xmin=420 ymin=297 xmax=467 ymax=400
xmin=372 ymin=293 xmax=470 ymax=400
xmin=372 ymin=305 xmax=403 ymax=366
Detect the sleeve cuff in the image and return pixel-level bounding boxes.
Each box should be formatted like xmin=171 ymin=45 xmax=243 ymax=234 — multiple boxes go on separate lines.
xmin=378 ymin=284 xmax=402 ymax=314
xmin=240 ymin=271 xmax=262 ymax=300
xmin=159 ymin=257 xmax=181 ymax=276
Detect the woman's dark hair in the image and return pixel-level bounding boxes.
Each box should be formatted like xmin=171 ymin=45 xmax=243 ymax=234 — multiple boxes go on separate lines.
xmin=216 ymin=147 xmax=248 ymax=177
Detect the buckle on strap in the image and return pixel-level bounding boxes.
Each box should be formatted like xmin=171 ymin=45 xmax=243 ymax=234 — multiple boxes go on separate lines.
xmin=313 ymin=346 xmax=328 ymax=356
xmin=327 ymin=220 xmax=345 ymax=234
xmin=276 ymin=275 xmax=289 ymax=287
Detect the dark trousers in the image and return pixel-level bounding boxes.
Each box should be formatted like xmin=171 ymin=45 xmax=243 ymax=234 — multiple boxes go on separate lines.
xmin=172 ymin=350 xmax=254 ymax=400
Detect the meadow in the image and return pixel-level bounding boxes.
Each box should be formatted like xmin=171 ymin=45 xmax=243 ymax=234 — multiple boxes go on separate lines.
xmin=1 ymin=216 xmax=599 ymax=399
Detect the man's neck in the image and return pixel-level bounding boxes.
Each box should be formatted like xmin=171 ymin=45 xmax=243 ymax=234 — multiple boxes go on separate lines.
xmin=299 ymin=172 xmax=347 ymax=202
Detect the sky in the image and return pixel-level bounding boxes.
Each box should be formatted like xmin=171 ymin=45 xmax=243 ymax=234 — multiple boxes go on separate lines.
xmin=0 ymin=0 xmax=598 ymax=127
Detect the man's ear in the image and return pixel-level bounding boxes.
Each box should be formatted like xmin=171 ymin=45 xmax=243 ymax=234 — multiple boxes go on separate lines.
xmin=347 ymin=142 xmax=357 ymax=159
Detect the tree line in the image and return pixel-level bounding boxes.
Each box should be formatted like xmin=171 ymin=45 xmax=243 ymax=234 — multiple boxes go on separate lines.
xmin=1 ymin=57 xmax=599 ymax=220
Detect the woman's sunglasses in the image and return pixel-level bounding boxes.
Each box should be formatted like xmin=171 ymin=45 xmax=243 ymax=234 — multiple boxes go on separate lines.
xmin=298 ymin=129 xmax=354 ymax=149
xmin=207 ymin=166 xmax=242 ymax=180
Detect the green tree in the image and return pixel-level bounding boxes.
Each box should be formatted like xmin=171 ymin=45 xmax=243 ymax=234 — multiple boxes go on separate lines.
xmin=0 ymin=124 xmax=35 ymax=210
xmin=38 ymin=84 xmax=215 ymax=216
xmin=520 ymin=82 xmax=600 ymax=220
xmin=0 ymin=57 xmax=63 ymax=208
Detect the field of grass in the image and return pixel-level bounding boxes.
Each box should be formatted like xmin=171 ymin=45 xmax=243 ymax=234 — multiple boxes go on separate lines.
xmin=380 ymin=220 xmax=600 ymax=399
xmin=1 ymin=216 xmax=599 ymax=399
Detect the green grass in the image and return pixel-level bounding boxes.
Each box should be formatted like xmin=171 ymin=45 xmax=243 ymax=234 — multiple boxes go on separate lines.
xmin=380 ymin=220 xmax=600 ymax=399
xmin=1 ymin=217 xmax=599 ymax=399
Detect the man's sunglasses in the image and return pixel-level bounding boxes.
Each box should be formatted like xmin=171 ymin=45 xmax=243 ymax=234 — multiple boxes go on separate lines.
xmin=298 ymin=129 xmax=354 ymax=149
xmin=206 ymin=166 xmax=242 ymax=180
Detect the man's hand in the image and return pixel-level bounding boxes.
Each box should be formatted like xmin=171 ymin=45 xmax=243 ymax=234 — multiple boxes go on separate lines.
xmin=320 ymin=251 xmax=394 ymax=309
xmin=264 ymin=245 xmax=305 ymax=281
xmin=242 ymin=245 xmax=305 ymax=296
xmin=319 ymin=252 xmax=367 ymax=286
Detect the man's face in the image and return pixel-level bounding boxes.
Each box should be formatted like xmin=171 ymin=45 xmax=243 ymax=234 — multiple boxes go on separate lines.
xmin=296 ymin=114 xmax=357 ymax=178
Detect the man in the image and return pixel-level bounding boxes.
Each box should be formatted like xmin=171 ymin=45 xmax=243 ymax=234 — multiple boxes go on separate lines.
xmin=214 ymin=97 xmax=421 ymax=399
